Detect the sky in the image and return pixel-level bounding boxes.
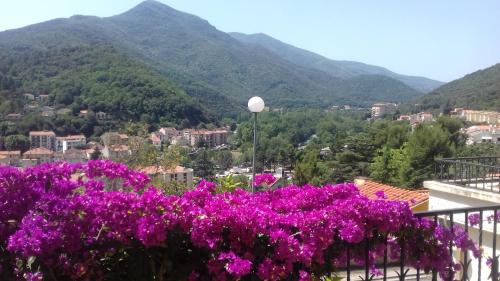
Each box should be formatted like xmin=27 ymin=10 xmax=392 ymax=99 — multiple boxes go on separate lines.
xmin=1 ymin=0 xmax=499 ymax=82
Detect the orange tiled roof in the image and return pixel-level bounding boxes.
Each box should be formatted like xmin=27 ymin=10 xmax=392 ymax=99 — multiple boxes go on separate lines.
xmin=110 ymin=144 xmax=130 ymax=151
xmin=150 ymin=134 xmax=161 ymax=142
xmin=29 ymin=131 xmax=55 ymax=137
xmin=356 ymin=180 xmax=428 ymax=207
xmin=24 ymin=147 xmax=54 ymax=156
xmin=0 ymin=151 xmax=21 ymax=156
xmin=139 ymin=165 xmax=191 ymax=174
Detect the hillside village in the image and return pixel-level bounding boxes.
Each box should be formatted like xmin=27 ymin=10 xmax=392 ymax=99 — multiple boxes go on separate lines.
xmin=0 ymin=126 xmax=230 ymax=187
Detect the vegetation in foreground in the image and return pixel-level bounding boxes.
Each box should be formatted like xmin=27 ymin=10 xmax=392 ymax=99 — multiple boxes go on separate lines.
xmin=0 ymin=161 xmax=479 ymax=281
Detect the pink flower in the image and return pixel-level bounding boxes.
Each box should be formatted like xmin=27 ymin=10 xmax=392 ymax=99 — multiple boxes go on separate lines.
xmin=253 ymin=173 xmax=276 ymax=187
xmin=375 ymin=190 xmax=388 ymax=199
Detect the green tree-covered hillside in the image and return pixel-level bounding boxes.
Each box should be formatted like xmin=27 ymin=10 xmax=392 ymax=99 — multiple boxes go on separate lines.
xmin=414 ymin=63 xmax=500 ymax=111
xmin=0 ymin=45 xmax=213 ymax=135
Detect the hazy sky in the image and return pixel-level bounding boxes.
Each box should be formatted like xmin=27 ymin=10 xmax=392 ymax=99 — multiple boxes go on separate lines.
xmin=1 ymin=0 xmax=499 ymax=82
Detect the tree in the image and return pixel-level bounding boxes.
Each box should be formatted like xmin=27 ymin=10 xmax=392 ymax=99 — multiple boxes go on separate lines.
xmin=373 ymin=122 xmax=410 ymax=149
xmin=125 ymin=137 xmax=158 ymax=168
xmin=214 ymin=150 xmax=233 ymax=171
xmin=370 ymin=145 xmax=407 ymax=185
xmin=437 ymin=116 xmax=465 ymax=147
xmin=123 ymin=122 xmax=150 ymax=138
xmin=457 ymin=142 xmax=500 ymax=157
xmin=160 ymin=145 xmax=184 ymax=170
xmin=4 ymin=135 xmax=30 ymax=152
xmin=399 ymin=124 xmax=453 ymax=188
xmin=193 ymin=150 xmax=215 ymax=179
xmin=293 ymin=150 xmax=328 ymax=186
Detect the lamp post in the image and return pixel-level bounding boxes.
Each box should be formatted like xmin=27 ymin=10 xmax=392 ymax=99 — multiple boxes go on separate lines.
xmin=248 ymin=96 xmax=265 ymax=192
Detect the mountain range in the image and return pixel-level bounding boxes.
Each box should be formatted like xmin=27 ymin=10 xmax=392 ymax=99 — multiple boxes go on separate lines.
xmin=0 ymin=0 xmax=474 ymax=126
xmin=229 ymin=32 xmax=443 ymax=93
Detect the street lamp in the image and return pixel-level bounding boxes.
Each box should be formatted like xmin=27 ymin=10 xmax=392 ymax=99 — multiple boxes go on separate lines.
xmin=248 ymin=96 xmax=265 ymax=192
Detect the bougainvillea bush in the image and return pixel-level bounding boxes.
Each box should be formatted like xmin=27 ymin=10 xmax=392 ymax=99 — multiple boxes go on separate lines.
xmin=253 ymin=173 xmax=277 ymax=188
xmin=0 ymin=161 xmax=480 ymax=281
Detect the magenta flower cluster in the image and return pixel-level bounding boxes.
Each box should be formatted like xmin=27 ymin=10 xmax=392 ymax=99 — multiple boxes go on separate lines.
xmin=253 ymin=173 xmax=276 ymax=187
xmin=0 ymin=161 xmax=480 ymax=281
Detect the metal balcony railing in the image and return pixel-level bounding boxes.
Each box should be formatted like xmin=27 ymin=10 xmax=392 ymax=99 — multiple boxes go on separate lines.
xmin=435 ymin=157 xmax=500 ymax=192
xmin=338 ymin=204 xmax=500 ymax=281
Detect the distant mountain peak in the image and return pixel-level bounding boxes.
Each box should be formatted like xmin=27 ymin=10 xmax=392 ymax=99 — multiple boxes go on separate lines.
xmin=137 ymin=0 xmax=170 ymax=8
xmin=121 ymin=0 xmax=179 ymax=17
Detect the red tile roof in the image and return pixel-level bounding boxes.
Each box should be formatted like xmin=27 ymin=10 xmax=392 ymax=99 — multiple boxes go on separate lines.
xmin=139 ymin=165 xmax=192 ymax=174
xmin=29 ymin=131 xmax=56 ymax=137
xmin=356 ymin=179 xmax=428 ymax=207
xmin=0 ymin=151 xmax=21 ymax=156
xmin=150 ymin=134 xmax=161 ymax=143
xmin=109 ymin=144 xmax=130 ymax=152
xmin=23 ymin=147 xmax=54 ymax=156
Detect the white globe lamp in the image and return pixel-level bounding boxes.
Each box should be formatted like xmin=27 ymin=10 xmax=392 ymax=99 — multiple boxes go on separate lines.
xmin=248 ymin=96 xmax=265 ymax=113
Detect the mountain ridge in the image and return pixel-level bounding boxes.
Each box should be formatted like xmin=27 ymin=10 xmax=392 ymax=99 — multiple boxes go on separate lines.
xmin=229 ymin=32 xmax=443 ymax=93
xmin=1 ymin=0 xmax=430 ymax=115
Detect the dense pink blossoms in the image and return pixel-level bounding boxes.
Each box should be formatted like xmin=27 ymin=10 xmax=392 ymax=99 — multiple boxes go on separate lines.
xmin=253 ymin=173 xmax=276 ymax=187
xmin=0 ymin=161 xmax=480 ymax=281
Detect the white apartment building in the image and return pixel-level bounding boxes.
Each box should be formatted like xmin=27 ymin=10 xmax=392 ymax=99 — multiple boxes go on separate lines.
xmin=371 ymin=103 xmax=397 ymax=119
xmin=56 ymin=135 xmax=86 ymax=152
xmin=465 ymin=125 xmax=500 ymax=145
xmin=452 ymin=108 xmax=500 ymax=125
xmin=183 ymin=129 xmax=229 ymax=147
xmin=140 ymin=165 xmax=194 ymax=187
xmin=158 ymin=127 xmax=181 ymax=143
xmin=0 ymin=151 xmax=21 ymax=166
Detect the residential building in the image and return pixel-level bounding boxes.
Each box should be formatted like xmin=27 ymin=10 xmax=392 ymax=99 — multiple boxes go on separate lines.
xmin=101 ymin=132 xmax=129 ymax=146
xmin=6 ymin=113 xmax=23 ymax=120
xmin=413 ymin=112 xmax=434 ymax=123
xmin=62 ymin=148 xmax=88 ymax=163
xmin=183 ymin=129 xmax=229 ymax=147
xmin=37 ymin=94 xmax=49 ymax=102
xmin=140 ymin=165 xmax=194 ymax=187
xmin=150 ymin=133 xmax=162 ymax=149
xmin=464 ymin=125 xmax=500 ymax=145
xmin=56 ymin=135 xmax=87 ymax=152
xmin=397 ymin=115 xmax=411 ymax=121
xmin=102 ymin=145 xmax=131 ymax=160
xmin=319 ymin=147 xmax=332 ymax=157
xmin=452 ymin=108 xmax=500 ymax=125
xmin=158 ymin=127 xmax=181 ymax=143
xmin=23 ymin=93 xmax=35 ymax=101
xmin=79 ymin=110 xmax=88 ymax=117
xmin=29 ymin=131 xmax=56 ymax=151
xmin=154 ymin=127 xmax=229 ymax=148
xmin=22 ymin=147 xmax=54 ymax=165
xmin=0 ymin=151 xmax=21 ymax=166
xmin=371 ymin=103 xmax=397 ymax=119
xmin=41 ymin=110 xmax=55 ymax=118
xmin=24 ymin=104 xmax=38 ymax=112
xmin=170 ymin=135 xmax=188 ymax=146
